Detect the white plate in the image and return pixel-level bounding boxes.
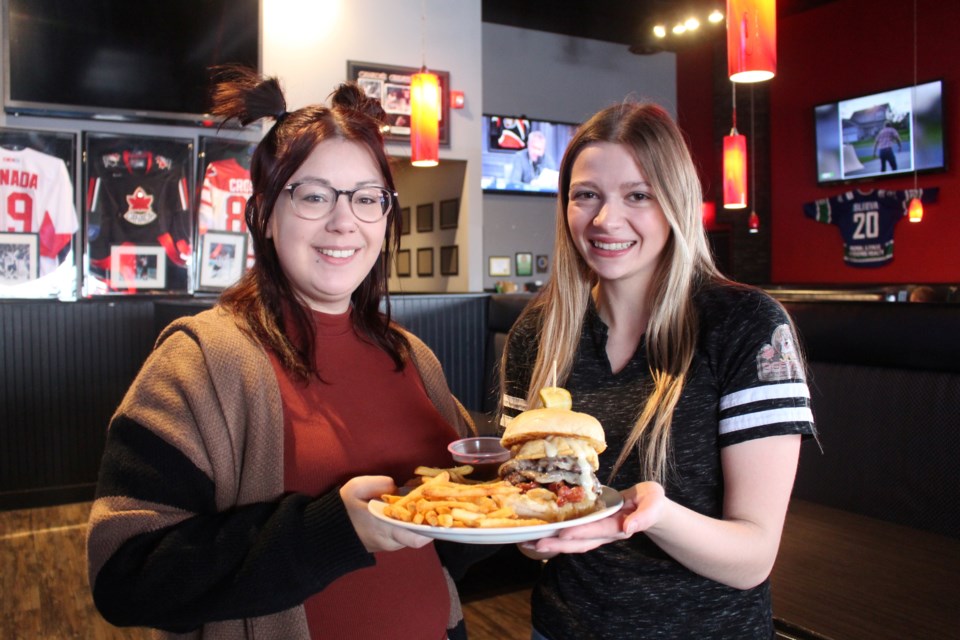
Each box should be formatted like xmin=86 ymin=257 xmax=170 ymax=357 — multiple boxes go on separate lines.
xmin=368 ymin=486 xmax=623 ymax=544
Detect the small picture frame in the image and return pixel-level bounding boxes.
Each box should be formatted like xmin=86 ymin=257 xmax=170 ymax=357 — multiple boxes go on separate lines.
xmin=516 ymin=252 xmax=534 ymax=277
xmin=416 ymin=203 xmax=434 ymax=233
xmin=536 ymin=254 xmax=549 ymax=274
xmin=439 ymin=198 xmax=459 ymax=230
xmin=417 ymin=247 xmax=434 ymax=277
xmin=396 ymin=249 xmax=411 ymax=277
xmin=0 ymin=232 xmax=40 ymax=284
xmin=198 ymin=231 xmax=247 ymax=290
xmin=440 ymin=245 xmax=459 ymax=275
xmin=488 ymin=255 xmax=511 ymax=277
xmin=400 ymin=207 xmax=411 ymax=235
xmin=109 ymin=245 xmax=166 ymax=289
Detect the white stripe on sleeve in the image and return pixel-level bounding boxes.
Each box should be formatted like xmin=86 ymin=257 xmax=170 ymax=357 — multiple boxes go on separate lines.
xmin=719 ymin=382 xmax=810 ymax=411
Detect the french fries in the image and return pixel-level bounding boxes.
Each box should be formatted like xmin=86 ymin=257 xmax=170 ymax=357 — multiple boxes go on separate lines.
xmin=380 ymin=469 xmax=549 ymax=529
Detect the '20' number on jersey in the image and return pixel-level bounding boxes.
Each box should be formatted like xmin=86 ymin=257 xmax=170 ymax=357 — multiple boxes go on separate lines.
xmin=852 ymin=210 xmax=879 ymax=240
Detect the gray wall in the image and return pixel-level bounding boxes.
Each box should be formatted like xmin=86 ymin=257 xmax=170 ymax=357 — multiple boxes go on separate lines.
xmin=480 ymin=24 xmax=677 ymax=291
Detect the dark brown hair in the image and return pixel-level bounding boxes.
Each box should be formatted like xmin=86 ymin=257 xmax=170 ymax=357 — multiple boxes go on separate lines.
xmin=209 ymin=65 xmax=408 ymax=378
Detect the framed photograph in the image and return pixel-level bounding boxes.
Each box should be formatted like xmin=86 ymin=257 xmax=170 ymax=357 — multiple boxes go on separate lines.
xmin=400 ymin=207 xmax=411 ymax=235
xmin=416 ymin=203 xmax=434 ymax=233
xmin=440 ymin=245 xmax=459 ymax=276
xmin=109 ymin=245 xmax=166 ymax=289
xmin=396 ymin=249 xmax=411 ymax=277
xmin=536 ymin=254 xmax=550 ymax=274
xmin=488 ymin=255 xmax=511 ymax=277
xmin=198 ymin=231 xmax=247 ymax=290
xmin=347 ymin=61 xmax=451 ymax=146
xmin=417 ymin=247 xmax=434 ymax=277
xmin=439 ymin=198 xmax=459 ymax=230
xmin=516 ymin=252 xmax=534 ymax=277
xmin=0 ymin=232 xmax=40 ymax=284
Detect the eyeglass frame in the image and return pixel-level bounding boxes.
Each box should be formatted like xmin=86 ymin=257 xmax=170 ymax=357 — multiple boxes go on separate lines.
xmin=282 ymin=180 xmax=399 ymax=222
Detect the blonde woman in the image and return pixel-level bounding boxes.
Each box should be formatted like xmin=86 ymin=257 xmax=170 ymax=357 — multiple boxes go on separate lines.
xmin=499 ymin=102 xmax=815 ymax=639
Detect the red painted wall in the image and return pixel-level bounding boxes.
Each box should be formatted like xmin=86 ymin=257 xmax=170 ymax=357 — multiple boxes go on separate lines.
xmin=679 ymin=0 xmax=959 ymax=284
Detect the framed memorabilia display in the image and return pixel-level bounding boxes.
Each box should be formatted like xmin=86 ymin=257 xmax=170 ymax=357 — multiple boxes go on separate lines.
xmin=488 ymin=255 xmax=511 ymax=277
xmin=83 ymin=132 xmax=194 ymax=296
xmin=0 ymin=127 xmax=79 ymax=299
xmin=396 ymin=249 xmax=411 ymax=277
xmin=400 ymin=207 xmax=411 ymax=235
xmin=439 ymin=198 xmax=459 ymax=229
xmin=516 ymin=252 xmax=533 ymax=277
xmin=198 ymin=231 xmax=247 ymax=290
xmin=347 ymin=61 xmax=451 ymax=145
xmin=109 ymin=245 xmax=166 ymax=289
xmin=536 ymin=254 xmax=549 ymax=274
xmin=416 ymin=203 xmax=434 ymax=233
xmin=195 ymin=136 xmax=256 ymax=281
xmin=0 ymin=232 xmax=40 ymax=284
xmin=440 ymin=245 xmax=458 ymax=275
xmin=417 ymin=247 xmax=434 ymax=277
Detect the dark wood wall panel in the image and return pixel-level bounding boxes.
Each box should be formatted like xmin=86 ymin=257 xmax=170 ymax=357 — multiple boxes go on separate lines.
xmin=0 ymin=301 xmax=155 ymax=510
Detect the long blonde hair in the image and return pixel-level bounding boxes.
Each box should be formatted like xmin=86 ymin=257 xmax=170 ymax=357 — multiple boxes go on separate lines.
xmin=503 ymin=101 xmax=724 ymax=484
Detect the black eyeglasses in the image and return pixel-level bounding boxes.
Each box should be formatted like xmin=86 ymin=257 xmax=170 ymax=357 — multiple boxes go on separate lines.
xmin=283 ymin=181 xmax=397 ymax=222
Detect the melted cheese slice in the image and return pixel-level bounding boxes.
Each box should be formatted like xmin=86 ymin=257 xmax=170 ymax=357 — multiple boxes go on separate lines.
xmin=512 ymin=435 xmax=599 ymax=470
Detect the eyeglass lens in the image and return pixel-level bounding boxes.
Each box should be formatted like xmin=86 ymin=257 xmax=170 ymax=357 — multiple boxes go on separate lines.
xmin=289 ymin=183 xmax=392 ymax=221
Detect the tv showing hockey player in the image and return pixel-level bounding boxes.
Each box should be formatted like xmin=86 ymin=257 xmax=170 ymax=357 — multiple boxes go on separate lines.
xmin=481 ymin=114 xmax=578 ymax=195
xmin=813 ymin=79 xmax=945 ymax=185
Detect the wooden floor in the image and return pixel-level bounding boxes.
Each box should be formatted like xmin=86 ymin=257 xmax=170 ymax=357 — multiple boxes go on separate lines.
xmin=0 ymin=501 xmax=531 ymax=640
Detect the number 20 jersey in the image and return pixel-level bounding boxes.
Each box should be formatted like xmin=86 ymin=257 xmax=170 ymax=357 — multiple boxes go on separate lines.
xmin=802 ymin=187 xmax=939 ymax=267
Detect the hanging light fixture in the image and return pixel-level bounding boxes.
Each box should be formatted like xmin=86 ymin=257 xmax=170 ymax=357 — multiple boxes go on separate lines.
xmin=727 ymin=0 xmax=776 ymax=83
xmin=748 ymin=84 xmax=760 ymax=233
xmin=907 ymin=0 xmax=923 ymax=222
xmin=410 ymin=0 xmax=439 ymax=167
xmin=723 ymin=82 xmax=747 ymax=209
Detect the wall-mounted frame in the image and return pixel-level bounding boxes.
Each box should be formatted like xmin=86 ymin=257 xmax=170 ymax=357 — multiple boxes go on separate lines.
xmin=536 ymin=254 xmax=549 ymax=274
xmin=440 ymin=245 xmax=459 ymax=276
xmin=416 ymin=203 xmax=434 ymax=233
xmin=439 ymin=198 xmax=460 ymax=230
xmin=516 ymin=252 xmax=534 ymax=277
xmin=198 ymin=231 xmax=247 ymax=291
xmin=0 ymin=232 xmax=40 ymax=285
xmin=109 ymin=245 xmax=167 ymax=289
xmin=489 ymin=255 xmax=511 ymax=277
xmin=347 ymin=61 xmax=451 ymax=145
xmin=196 ymin=136 xmax=256 ymax=272
xmin=417 ymin=247 xmax=434 ymax=277
xmin=396 ymin=249 xmax=411 ymax=277
xmin=400 ymin=207 xmax=411 ymax=235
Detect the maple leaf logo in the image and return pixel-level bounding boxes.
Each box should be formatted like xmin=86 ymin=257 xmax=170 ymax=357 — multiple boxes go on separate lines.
xmin=123 ymin=186 xmax=158 ymax=226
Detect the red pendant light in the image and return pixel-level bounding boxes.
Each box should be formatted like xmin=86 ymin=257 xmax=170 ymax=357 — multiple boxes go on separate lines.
xmin=748 ymin=210 xmax=761 ymax=232
xmin=723 ymin=83 xmax=747 ymax=209
xmin=727 ymin=0 xmax=776 ymax=83
xmin=908 ymin=197 xmax=923 ymax=223
xmin=410 ymin=69 xmax=440 ymax=167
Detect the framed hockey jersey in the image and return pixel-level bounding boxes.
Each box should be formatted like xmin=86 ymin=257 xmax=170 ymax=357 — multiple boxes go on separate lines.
xmin=83 ymin=133 xmax=194 ymax=295
xmin=0 ymin=128 xmax=79 ymax=299
xmin=802 ymin=187 xmax=939 ymax=267
xmin=195 ymin=136 xmax=256 ymax=290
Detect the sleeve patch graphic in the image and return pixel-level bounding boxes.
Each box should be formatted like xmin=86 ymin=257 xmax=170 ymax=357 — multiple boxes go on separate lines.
xmin=756 ymin=324 xmax=805 ymax=382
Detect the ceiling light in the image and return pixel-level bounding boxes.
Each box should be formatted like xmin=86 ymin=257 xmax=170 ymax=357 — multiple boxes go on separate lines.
xmin=708 ymin=9 xmax=725 ymax=23
xmin=653 ymin=24 xmax=667 ymax=38
xmin=672 ymin=23 xmax=687 ymax=35
xmin=685 ymin=18 xmax=701 ymax=31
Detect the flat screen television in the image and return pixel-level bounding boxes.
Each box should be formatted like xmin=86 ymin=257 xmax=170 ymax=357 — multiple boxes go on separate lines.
xmin=2 ymin=0 xmax=260 ymax=127
xmin=813 ymin=79 xmax=945 ymax=185
xmin=481 ymin=113 xmax=578 ymax=195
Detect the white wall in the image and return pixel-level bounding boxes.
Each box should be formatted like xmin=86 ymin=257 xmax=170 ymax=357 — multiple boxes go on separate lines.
xmin=480 ymin=24 xmax=677 ymax=291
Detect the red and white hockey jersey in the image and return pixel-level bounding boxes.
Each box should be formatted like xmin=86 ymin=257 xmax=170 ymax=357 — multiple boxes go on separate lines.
xmin=197 ymin=157 xmax=254 ymax=267
xmin=0 ymin=147 xmax=78 ymax=276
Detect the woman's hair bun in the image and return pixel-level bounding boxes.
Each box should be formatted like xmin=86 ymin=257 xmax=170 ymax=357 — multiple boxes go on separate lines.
xmin=331 ymin=83 xmax=387 ymax=124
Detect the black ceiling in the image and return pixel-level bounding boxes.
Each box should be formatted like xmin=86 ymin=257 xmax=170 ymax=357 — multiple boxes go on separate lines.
xmin=481 ymin=0 xmax=839 ymax=51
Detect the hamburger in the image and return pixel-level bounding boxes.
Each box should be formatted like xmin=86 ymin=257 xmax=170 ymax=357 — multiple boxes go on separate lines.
xmin=498 ymin=400 xmax=607 ymax=523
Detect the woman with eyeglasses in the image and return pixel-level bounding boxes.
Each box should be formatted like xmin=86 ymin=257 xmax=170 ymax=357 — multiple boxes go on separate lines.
xmin=87 ymin=66 xmax=476 ymax=639
xmin=498 ymin=101 xmax=816 ymax=639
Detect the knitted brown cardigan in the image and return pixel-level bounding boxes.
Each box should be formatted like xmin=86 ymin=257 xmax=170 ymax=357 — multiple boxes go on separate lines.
xmin=87 ymin=306 xmax=475 ymax=639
